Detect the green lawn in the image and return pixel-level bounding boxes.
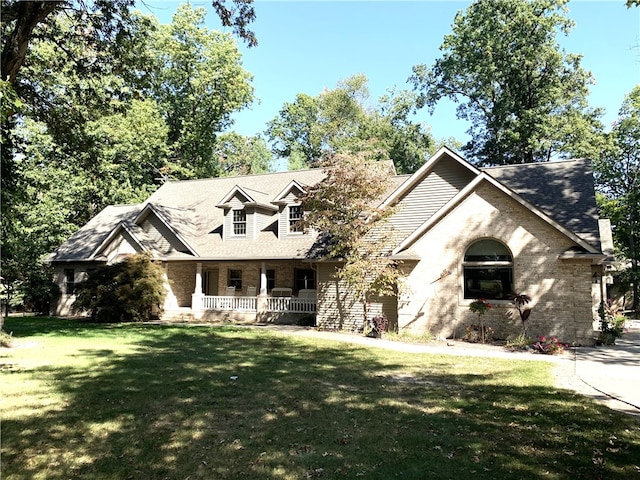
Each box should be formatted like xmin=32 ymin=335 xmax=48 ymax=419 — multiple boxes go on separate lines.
xmin=1 ymin=317 xmax=638 ymax=480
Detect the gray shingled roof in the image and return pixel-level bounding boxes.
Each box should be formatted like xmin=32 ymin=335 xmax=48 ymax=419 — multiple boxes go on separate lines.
xmin=483 ymin=158 xmax=601 ymax=248
xmin=48 ymin=204 xmax=142 ymax=261
xmin=49 ymin=157 xmax=603 ymax=263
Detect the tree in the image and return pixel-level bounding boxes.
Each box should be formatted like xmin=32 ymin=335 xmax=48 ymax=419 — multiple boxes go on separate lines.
xmin=266 ymin=75 xmax=434 ymax=173
xmin=1 ymin=4 xmax=255 ymax=317
xmin=1 ymin=0 xmax=257 ymax=89
xmin=73 ymin=253 xmax=167 ymax=323
xmin=410 ymin=0 xmax=605 ymax=166
xmin=214 ymin=132 xmax=274 ymax=176
xmin=301 ymin=152 xmax=402 ymax=332
xmin=148 ymin=4 xmax=254 ymax=176
xmin=594 ymin=85 xmax=640 ymax=311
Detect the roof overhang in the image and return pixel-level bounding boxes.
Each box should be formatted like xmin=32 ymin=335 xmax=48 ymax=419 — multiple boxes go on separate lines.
xmin=393 ymin=172 xmax=601 ymax=257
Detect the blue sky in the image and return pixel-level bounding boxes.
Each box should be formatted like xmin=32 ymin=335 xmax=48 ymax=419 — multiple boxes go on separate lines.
xmin=141 ymin=1 xmax=640 ymax=146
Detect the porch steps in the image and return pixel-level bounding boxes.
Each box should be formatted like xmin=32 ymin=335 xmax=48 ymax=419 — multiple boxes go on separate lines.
xmin=159 ymin=308 xmax=197 ymax=323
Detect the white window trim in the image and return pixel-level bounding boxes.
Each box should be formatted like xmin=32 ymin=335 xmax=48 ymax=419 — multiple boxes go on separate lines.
xmin=288 ymin=204 xmax=304 ymax=235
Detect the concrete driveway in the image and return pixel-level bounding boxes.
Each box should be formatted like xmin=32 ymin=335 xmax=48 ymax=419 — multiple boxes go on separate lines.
xmin=569 ymin=329 xmax=640 ymax=416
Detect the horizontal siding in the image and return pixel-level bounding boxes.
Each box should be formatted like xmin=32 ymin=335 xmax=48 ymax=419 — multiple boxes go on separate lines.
xmin=389 ymin=159 xmax=474 ymax=235
xmin=316 ymin=264 xmax=399 ymax=333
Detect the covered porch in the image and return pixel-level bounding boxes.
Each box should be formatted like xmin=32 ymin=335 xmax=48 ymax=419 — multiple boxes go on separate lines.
xmin=161 ymin=260 xmax=317 ymax=323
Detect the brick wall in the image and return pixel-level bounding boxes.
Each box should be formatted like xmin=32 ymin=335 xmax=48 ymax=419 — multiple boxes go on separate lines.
xmin=397 ymin=183 xmax=597 ymax=345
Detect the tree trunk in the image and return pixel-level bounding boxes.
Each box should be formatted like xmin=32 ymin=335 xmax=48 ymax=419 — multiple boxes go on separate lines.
xmin=1 ymin=1 xmax=62 ymax=85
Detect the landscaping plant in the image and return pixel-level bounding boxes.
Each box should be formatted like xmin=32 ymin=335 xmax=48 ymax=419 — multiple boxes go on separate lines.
xmin=73 ymin=253 xmax=166 ymax=323
xmin=468 ymin=298 xmax=492 ymax=343
xmin=597 ymin=300 xmax=627 ymax=345
xmin=509 ymin=293 xmax=532 ymax=336
xmin=532 ymin=336 xmax=567 ymax=355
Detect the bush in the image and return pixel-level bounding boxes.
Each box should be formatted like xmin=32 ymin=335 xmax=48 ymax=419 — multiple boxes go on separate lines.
xmin=0 ymin=330 xmax=13 ymax=347
xmin=505 ymin=334 xmax=533 ymax=351
xmin=532 ymin=336 xmax=567 ymax=355
xmin=597 ymin=301 xmax=626 ymax=345
xmin=73 ymin=253 xmax=166 ymax=323
xmin=462 ymin=323 xmax=494 ymax=343
xmin=297 ymin=314 xmax=316 ymax=327
xmin=366 ymin=315 xmax=388 ymax=338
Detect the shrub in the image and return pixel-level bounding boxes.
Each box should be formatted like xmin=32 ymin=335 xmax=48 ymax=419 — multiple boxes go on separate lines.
xmin=297 ymin=314 xmax=316 ymax=327
xmin=0 ymin=330 xmax=13 ymax=347
xmin=366 ymin=315 xmax=388 ymax=338
xmin=505 ymin=334 xmax=533 ymax=351
xmin=462 ymin=323 xmax=494 ymax=343
xmin=73 ymin=253 xmax=166 ymax=323
xmin=509 ymin=293 xmax=532 ymax=336
xmin=468 ymin=298 xmax=492 ymax=343
xmin=597 ymin=301 xmax=626 ymax=345
xmin=532 ymin=336 xmax=567 ymax=355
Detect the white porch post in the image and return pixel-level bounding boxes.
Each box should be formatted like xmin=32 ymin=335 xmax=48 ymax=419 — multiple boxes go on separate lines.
xmin=260 ymin=262 xmax=267 ymax=296
xmin=192 ymin=262 xmax=204 ymax=312
xmin=257 ymin=262 xmax=269 ymax=322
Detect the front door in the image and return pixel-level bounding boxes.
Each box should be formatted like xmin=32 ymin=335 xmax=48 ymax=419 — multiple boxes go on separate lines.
xmin=204 ymin=270 xmax=219 ymax=295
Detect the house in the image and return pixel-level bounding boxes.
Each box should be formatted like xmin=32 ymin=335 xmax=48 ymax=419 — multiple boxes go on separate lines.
xmin=48 ymin=147 xmax=614 ymax=345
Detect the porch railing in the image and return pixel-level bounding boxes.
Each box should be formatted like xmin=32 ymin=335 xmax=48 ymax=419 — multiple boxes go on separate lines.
xmin=266 ymin=296 xmax=317 ymax=313
xmin=199 ymin=295 xmax=317 ymax=314
xmin=202 ymin=295 xmax=257 ymax=311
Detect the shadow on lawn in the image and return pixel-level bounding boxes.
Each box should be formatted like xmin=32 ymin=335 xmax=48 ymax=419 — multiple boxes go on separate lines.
xmin=3 ymin=318 xmax=640 ymax=480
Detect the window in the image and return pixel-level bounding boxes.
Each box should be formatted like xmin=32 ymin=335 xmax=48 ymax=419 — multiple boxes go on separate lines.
xmin=294 ymin=268 xmax=316 ymax=293
xmin=266 ymin=269 xmax=276 ymax=291
xmin=64 ymin=268 xmax=76 ymax=295
xmin=228 ymin=269 xmax=242 ymax=290
xmin=288 ymin=205 xmax=304 ymax=233
xmin=463 ymin=239 xmax=513 ymax=300
xmin=232 ymin=209 xmax=246 ymax=235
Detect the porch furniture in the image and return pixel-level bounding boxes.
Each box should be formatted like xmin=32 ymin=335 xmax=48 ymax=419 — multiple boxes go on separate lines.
xmin=226 ymin=286 xmax=236 ymax=296
xmin=246 ymin=286 xmax=257 ymax=296
xmin=298 ymin=289 xmax=316 ymax=299
xmin=271 ymin=287 xmax=292 ymax=297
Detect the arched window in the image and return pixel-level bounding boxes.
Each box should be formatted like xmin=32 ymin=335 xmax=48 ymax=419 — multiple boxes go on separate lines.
xmin=463 ymin=239 xmax=513 ymax=300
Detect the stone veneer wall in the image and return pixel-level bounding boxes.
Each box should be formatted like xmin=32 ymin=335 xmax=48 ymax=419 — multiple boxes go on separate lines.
xmin=397 ymin=182 xmax=597 ymax=345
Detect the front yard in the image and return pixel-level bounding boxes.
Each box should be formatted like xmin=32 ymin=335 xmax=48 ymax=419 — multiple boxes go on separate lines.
xmin=1 ymin=317 xmax=638 ymax=479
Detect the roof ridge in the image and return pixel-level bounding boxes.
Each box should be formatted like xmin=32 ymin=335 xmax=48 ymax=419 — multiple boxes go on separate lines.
xmin=483 ymin=158 xmax=589 ymax=170
xmin=160 ymin=168 xmax=325 ymax=186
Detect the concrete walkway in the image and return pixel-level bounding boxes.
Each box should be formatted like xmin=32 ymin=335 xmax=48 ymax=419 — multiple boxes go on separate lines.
xmin=255 ymin=325 xmax=640 ymax=416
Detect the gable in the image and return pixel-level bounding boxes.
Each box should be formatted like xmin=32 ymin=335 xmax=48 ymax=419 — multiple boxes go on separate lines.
xmin=387 ymin=157 xmax=476 ymax=236
xmin=394 ymin=174 xmax=601 ymax=258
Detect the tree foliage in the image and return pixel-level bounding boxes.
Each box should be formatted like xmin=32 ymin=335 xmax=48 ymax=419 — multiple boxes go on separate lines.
xmin=301 ymin=152 xmax=402 ymax=326
xmin=0 ymin=0 xmax=256 ymax=89
xmin=410 ymin=0 xmax=605 ymax=165
xmin=594 ymin=85 xmax=640 ymax=310
xmin=1 ymin=3 xmax=262 ymax=314
xmin=73 ymin=254 xmax=167 ymax=323
xmin=266 ymin=75 xmax=434 ymax=173
xmin=148 ymin=4 xmax=254 ymax=176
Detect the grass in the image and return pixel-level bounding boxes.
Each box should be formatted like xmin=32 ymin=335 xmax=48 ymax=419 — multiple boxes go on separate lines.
xmin=1 ymin=317 xmax=639 ymax=480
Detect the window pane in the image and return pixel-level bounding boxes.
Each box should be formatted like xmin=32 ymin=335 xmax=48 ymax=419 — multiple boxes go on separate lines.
xmin=294 ymin=268 xmax=316 ymax=292
xmin=464 ymin=239 xmax=512 ymax=262
xmin=289 ymin=205 xmax=303 ymax=233
xmin=228 ymin=269 xmax=242 ymax=289
xmin=266 ymin=269 xmax=276 ymax=290
xmin=64 ymin=269 xmax=75 ymax=295
xmin=464 ymin=266 xmax=512 ymax=300
xmin=233 ymin=209 xmax=246 ymax=235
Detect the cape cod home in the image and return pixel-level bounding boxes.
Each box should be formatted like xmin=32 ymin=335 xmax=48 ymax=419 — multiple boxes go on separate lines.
xmin=48 ymin=147 xmax=614 ymax=345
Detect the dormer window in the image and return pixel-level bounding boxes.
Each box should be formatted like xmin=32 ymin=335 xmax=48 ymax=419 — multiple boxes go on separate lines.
xmin=233 ymin=209 xmax=246 ymax=236
xmin=288 ymin=205 xmax=304 ymax=233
